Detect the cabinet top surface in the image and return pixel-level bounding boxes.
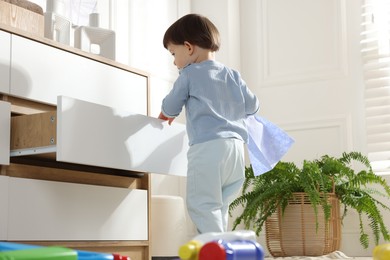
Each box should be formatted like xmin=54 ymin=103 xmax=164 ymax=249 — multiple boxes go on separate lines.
xmin=0 ymin=23 xmax=149 ymax=78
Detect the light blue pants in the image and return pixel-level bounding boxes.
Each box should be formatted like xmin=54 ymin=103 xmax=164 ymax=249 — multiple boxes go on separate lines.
xmin=186 ymin=138 xmax=245 ymax=233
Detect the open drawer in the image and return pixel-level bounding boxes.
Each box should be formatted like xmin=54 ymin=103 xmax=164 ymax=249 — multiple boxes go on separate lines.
xmin=10 ymin=96 xmax=189 ymax=176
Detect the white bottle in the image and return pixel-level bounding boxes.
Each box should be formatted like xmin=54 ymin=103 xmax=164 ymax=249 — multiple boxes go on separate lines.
xmin=74 ymin=13 xmax=116 ymax=60
xmin=44 ymin=0 xmax=71 ymax=45
xmin=193 ymin=229 xmax=256 ymax=243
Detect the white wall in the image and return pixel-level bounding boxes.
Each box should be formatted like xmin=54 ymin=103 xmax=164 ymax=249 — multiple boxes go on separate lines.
xmin=238 ymin=0 xmax=381 ymax=256
xmin=239 ymin=0 xmax=389 ymax=257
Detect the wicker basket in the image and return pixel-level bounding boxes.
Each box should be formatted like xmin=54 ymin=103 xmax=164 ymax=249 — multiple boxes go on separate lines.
xmin=265 ymin=192 xmax=341 ymax=257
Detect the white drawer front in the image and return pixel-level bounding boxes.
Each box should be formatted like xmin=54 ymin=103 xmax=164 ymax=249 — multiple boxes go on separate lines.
xmin=0 ymin=30 xmax=10 ymax=94
xmin=0 ymin=176 xmax=9 ymax=240
xmin=8 ymin=177 xmax=148 ymax=241
xmin=10 ymin=35 xmax=147 ymax=115
xmin=57 ymin=96 xmax=188 ymax=176
xmin=0 ymin=101 xmax=10 ymax=165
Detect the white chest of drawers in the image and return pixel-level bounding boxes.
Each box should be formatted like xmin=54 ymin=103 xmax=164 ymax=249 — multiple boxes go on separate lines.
xmin=0 ymin=24 xmax=188 ymax=260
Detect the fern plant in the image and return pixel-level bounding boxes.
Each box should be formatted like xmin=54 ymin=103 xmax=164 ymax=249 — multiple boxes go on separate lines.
xmin=229 ymin=151 xmax=390 ymax=249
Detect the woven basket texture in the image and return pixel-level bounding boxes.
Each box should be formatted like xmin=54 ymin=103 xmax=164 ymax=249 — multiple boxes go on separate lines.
xmin=265 ymin=192 xmax=341 ymax=257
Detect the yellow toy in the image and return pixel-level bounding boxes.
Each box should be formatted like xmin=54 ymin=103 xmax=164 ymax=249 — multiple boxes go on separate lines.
xmin=373 ymin=243 xmax=390 ymax=260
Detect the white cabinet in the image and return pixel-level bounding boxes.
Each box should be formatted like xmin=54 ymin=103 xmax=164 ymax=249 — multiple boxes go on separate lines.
xmin=0 ymin=176 xmax=8 ymax=240
xmin=8 ymin=177 xmax=147 ymax=241
xmin=0 ymin=30 xmax=10 ymax=94
xmin=1 ymin=26 xmax=155 ymax=259
xmin=0 ymin=101 xmax=10 ymax=165
xmin=10 ymin=35 xmax=148 ymax=115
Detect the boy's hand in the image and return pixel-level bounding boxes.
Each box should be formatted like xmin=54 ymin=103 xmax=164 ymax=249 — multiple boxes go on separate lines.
xmin=158 ymin=112 xmax=175 ymax=125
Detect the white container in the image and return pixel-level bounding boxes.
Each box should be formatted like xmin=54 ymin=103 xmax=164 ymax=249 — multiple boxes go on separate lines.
xmin=192 ymin=230 xmax=256 ymax=244
xmin=46 ymin=0 xmax=65 ymax=16
xmin=44 ymin=0 xmax=71 ymax=45
xmin=74 ymin=13 xmax=116 ymax=60
xmin=151 ymin=195 xmax=187 ymax=257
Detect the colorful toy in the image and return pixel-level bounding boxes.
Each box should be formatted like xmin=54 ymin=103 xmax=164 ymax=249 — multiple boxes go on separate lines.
xmin=199 ymin=239 xmax=263 ymax=260
xmin=0 ymin=246 xmax=77 ymax=260
xmin=373 ymin=243 xmax=390 ymax=260
xmin=0 ymin=242 xmax=130 ymax=260
xmin=178 ymin=230 xmax=263 ymax=260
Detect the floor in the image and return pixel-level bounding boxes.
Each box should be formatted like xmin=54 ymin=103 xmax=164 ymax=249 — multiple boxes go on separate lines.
xmin=151 ymin=256 xmax=373 ymax=260
xmin=151 ymin=250 xmax=373 ymax=259
xmin=263 ymin=251 xmax=372 ymax=260
xmin=151 ymin=254 xmax=373 ymax=260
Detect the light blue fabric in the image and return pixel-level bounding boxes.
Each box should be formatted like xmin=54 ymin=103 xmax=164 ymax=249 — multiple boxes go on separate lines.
xmin=161 ymin=60 xmax=259 ymax=146
xmin=186 ymin=138 xmax=245 ymax=233
xmin=245 ymin=115 xmax=295 ymax=176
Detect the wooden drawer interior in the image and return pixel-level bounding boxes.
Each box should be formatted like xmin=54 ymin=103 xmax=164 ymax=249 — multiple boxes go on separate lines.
xmin=11 ymin=111 xmax=56 ymax=152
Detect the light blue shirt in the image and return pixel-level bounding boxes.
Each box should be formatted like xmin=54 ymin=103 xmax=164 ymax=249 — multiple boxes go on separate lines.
xmin=161 ymin=60 xmax=260 ymax=146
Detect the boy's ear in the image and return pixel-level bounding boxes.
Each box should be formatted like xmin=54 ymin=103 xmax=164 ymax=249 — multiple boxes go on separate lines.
xmin=184 ymin=41 xmax=194 ymax=55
